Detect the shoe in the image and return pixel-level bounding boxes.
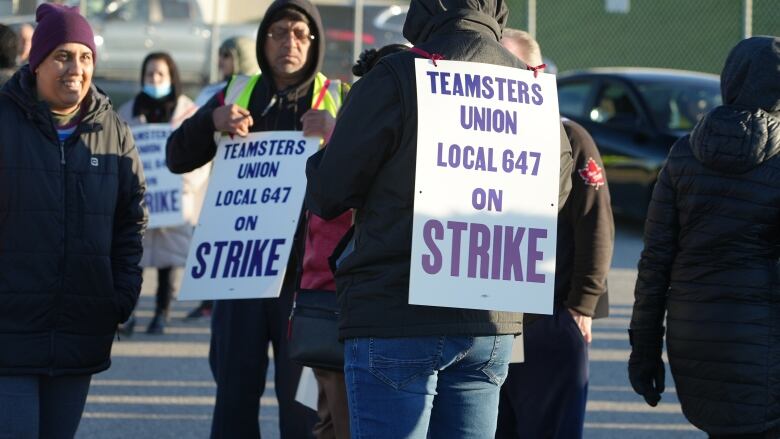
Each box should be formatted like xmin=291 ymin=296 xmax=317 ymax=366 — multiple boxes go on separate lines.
xmin=117 ymin=315 xmax=136 ymax=336
xmin=146 ymin=312 xmax=167 ymax=334
xmin=184 ymin=301 xmax=212 ymax=320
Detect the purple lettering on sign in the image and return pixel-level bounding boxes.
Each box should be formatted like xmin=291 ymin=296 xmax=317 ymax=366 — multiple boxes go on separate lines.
xmin=502 ymin=226 xmax=525 ymax=281
xmin=527 ymin=228 xmax=547 ymax=283
xmin=440 ymin=72 xmax=451 ymax=95
xmin=471 ymin=188 xmax=503 ymax=212
xmin=448 ymin=144 xmax=461 ymax=168
xmin=494 ymin=77 xmax=507 ymax=101
xmin=190 ymin=239 xmax=288 ymax=279
xmin=265 ymin=239 xmax=285 ymax=276
xmin=491 ymin=224 xmax=503 ymax=280
xmin=459 ymin=106 xmax=518 ymax=135
xmin=247 ymin=239 xmax=270 ymax=276
xmin=517 ymin=80 xmax=530 ymax=104
xmin=467 ymin=223 xmax=490 ymax=279
xmin=531 ymin=83 xmax=544 ymax=105
xmin=463 ymin=145 xmax=475 ymax=169
xmin=436 ymin=142 xmax=447 ymax=168
xmin=210 ymin=241 xmax=229 ymax=279
xmin=223 ymin=241 xmax=243 ymax=278
xmin=426 ymin=71 xmax=438 ymax=94
xmin=447 ymin=221 xmax=468 ymax=276
xmin=192 ymin=242 xmax=210 ymax=279
xmin=422 ymin=220 xmax=444 ymax=274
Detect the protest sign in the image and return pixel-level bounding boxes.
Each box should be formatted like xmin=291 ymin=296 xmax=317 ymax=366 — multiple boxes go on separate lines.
xmin=409 ymin=59 xmax=561 ymax=314
xmin=132 ymin=124 xmax=183 ymax=229
xmin=179 ymin=131 xmax=318 ymax=300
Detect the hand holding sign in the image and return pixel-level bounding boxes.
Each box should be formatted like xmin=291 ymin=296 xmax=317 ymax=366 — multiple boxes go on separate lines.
xmin=300 ymin=109 xmax=336 ymax=141
xmin=179 ymin=131 xmax=318 ymax=300
xmin=213 ymin=104 xmax=254 ymax=137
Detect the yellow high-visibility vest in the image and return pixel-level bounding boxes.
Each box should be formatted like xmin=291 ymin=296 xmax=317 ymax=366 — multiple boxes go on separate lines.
xmin=224 ymin=72 xmax=343 ymax=118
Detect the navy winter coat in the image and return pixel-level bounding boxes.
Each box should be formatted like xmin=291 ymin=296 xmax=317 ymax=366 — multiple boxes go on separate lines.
xmin=0 ymin=66 xmax=147 ymax=376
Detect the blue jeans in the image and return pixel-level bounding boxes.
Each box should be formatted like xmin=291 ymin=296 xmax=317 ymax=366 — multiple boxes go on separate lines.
xmin=344 ymin=335 xmax=513 ymax=439
xmin=0 ymin=374 xmax=92 ymax=439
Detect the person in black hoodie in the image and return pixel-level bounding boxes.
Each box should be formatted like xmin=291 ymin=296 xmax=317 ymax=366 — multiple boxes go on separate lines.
xmin=629 ymin=36 xmax=780 ymax=438
xmin=166 ymin=0 xmax=342 ymax=437
xmin=305 ymin=0 xmax=573 ymax=436
xmin=0 ymin=4 xmax=146 ymax=437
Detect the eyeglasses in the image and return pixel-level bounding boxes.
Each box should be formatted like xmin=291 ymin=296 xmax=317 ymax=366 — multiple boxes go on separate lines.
xmin=267 ymin=27 xmax=315 ymax=43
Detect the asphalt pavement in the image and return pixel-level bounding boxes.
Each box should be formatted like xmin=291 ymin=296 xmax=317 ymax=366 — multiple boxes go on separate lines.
xmin=74 ymin=219 xmax=706 ymax=438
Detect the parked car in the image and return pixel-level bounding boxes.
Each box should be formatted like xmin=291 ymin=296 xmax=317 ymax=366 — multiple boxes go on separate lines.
xmin=84 ymin=0 xmax=408 ymax=84
xmin=86 ymin=0 xmax=258 ymax=83
xmin=557 ymin=68 xmax=721 ymax=220
xmin=319 ymin=3 xmax=408 ymax=82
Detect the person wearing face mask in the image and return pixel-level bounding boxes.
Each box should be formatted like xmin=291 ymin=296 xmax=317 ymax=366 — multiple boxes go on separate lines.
xmin=118 ymin=52 xmax=209 ymax=335
xmin=0 ymin=4 xmax=146 ymax=437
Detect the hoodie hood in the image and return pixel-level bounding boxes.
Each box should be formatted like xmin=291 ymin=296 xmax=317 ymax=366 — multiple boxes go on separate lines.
xmin=690 ymin=107 xmax=780 ymax=174
xmin=221 ymin=36 xmax=260 ymax=78
xmin=720 ymin=36 xmax=780 ymax=114
xmin=403 ymin=0 xmax=508 ymax=45
xmin=689 ymin=37 xmax=780 ymax=174
xmin=256 ymin=0 xmax=324 ymax=95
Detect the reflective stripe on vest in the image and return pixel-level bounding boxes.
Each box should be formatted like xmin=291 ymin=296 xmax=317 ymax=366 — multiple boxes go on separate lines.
xmin=224 ymin=72 xmax=341 ymax=118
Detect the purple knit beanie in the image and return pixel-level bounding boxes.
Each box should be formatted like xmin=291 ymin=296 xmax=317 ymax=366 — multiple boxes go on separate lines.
xmin=29 ymin=3 xmax=96 ymax=72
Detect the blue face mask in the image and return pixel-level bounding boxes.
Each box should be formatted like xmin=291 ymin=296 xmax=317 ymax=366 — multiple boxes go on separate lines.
xmin=142 ymin=83 xmax=172 ymax=99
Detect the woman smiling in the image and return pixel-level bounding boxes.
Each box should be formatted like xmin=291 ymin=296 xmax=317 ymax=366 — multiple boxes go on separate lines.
xmin=0 ymin=4 xmax=147 ymax=438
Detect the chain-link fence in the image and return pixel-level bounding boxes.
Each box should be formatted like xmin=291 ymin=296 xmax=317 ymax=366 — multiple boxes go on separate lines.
xmin=505 ymin=0 xmax=780 ymax=74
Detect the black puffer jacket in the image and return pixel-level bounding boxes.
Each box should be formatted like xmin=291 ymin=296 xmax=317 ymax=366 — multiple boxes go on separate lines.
xmin=0 ymin=66 xmax=147 ymax=376
xmin=306 ymin=0 xmax=573 ymax=339
xmin=631 ymin=37 xmax=780 ymax=435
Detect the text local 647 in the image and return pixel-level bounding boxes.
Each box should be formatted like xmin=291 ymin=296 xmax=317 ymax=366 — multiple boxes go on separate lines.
xmin=179 ymin=132 xmax=318 ymax=300
xmin=410 ymin=59 xmax=561 ymax=314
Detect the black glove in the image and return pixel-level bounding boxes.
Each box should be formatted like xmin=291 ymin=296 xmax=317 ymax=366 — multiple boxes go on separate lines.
xmin=628 ymin=328 xmax=665 ymax=407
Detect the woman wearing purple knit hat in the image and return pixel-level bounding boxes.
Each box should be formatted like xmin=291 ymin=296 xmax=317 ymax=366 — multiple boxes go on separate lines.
xmin=0 ymin=4 xmax=147 ymax=437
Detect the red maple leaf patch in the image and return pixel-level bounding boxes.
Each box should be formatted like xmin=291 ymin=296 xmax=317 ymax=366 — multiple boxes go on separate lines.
xmin=578 ymin=157 xmax=605 ymax=190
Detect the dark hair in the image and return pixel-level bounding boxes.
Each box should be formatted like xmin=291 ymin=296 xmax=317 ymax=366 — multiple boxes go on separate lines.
xmin=352 ymin=44 xmax=408 ymax=77
xmin=0 ymin=23 xmax=18 ymax=68
xmin=139 ymin=52 xmax=182 ymax=99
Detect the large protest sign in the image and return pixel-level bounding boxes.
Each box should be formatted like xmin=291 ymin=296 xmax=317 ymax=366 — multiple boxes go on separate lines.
xmin=132 ymin=124 xmax=184 ymax=229
xmin=409 ymin=59 xmax=561 ymax=314
xmin=179 ymin=131 xmax=318 ymax=300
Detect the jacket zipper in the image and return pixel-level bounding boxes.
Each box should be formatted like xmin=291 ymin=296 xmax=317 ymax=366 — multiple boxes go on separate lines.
xmin=51 ymin=139 xmax=67 ymax=375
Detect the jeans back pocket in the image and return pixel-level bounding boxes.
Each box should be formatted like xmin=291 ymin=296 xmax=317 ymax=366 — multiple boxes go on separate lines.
xmin=368 ymin=336 xmax=442 ymax=390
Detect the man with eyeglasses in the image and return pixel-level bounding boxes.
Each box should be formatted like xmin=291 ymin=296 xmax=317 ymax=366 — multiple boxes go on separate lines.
xmin=166 ymin=0 xmax=345 ymax=437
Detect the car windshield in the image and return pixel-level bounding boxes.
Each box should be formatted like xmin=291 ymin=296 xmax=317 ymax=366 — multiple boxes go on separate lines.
xmin=635 ymin=79 xmax=722 ymax=135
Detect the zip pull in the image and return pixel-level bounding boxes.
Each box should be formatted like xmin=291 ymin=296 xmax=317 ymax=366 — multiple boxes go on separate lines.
xmin=59 ymin=142 xmax=66 ymax=165
xmin=287 ymin=292 xmax=298 ymax=340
